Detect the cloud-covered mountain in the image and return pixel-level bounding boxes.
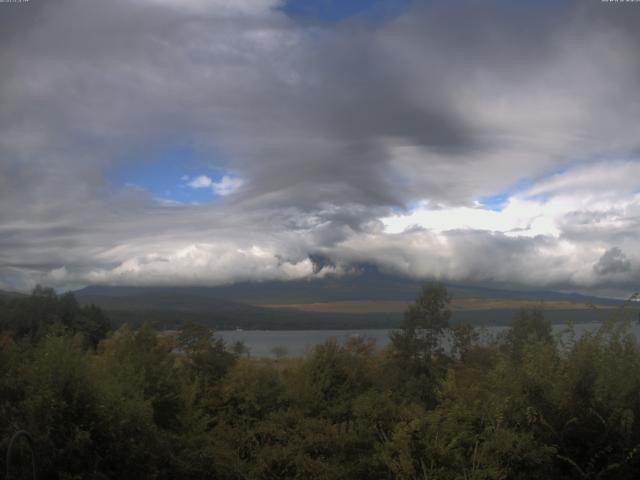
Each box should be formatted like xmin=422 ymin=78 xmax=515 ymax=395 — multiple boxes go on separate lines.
xmin=2 ymin=0 xmax=640 ymax=297
xmin=74 ymin=269 xmax=633 ymax=329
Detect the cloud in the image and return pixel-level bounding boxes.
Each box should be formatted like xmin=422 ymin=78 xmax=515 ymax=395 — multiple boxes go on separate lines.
xmin=2 ymin=0 xmax=640 ymax=296
xmin=133 ymin=0 xmax=282 ymax=15
xmin=187 ymin=174 xmax=244 ymax=195
xmin=211 ymin=176 xmax=244 ymax=196
xmin=594 ymin=247 xmax=632 ymax=276
xmin=188 ymin=175 xmax=213 ymax=189
xmin=80 ymin=243 xmax=322 ymax=287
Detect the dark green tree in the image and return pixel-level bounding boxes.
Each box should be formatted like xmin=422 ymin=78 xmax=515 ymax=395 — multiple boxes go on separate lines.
xmin=503 ymin=307 xmax=553 ymax=362
xmin=391 ymin=283 xmax=452 ymax=361
xmin=387 ymin=283 xmax=452 ymax=405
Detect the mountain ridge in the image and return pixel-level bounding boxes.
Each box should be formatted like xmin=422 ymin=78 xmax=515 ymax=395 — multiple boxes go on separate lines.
xmin=75 ymin=270 xmax=626 ymax=306
xmin=73 ymin=271 xmax=633 ymax=329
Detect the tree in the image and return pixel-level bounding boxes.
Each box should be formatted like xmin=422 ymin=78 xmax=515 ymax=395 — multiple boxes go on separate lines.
xmin=391 ymin=283 xmax=452 ymax=362
xmin=503 ymin=308 xmax=552 ymax=363
xmin=451 ymin=322 xmax=479 ymax=362
xmin=386 ymin=283 xmax=452 ymax=405
xmin=177 ymin=322 xmax=237 ymax=407
xmin=0 ymin=286 xmax=111 ymax=346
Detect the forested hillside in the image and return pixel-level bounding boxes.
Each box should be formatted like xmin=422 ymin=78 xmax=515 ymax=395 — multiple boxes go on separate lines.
xmin=2 ymin=286 xmax=640 ymax=479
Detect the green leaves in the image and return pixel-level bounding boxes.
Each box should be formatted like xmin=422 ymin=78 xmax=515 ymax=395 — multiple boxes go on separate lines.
xmin=0 ymin=286 xmax=112 ymax=346
xmin=4 ymin=287 xmax=640 ymax=479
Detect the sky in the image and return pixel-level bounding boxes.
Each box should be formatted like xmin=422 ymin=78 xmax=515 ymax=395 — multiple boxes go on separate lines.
xmin=1 ymin=0 xmax=640 ymax=297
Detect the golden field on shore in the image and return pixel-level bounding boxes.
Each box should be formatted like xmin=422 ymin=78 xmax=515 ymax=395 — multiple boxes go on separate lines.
xmin=259 ymin=298 xmax=614 ymax=314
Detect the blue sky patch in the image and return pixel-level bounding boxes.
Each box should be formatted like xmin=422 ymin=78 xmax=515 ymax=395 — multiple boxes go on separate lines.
xmin=280 ymin=0 xmax=413 ymax=22
xmin=478 ymin=157 xmax=610 ymax=211
xmin=111 ymin=145 xmax=229 ymax=205
xmin=479 ymin=192 xmax=511 ymax=212
xmin=479 ymin=178 xmax=534 ymax=211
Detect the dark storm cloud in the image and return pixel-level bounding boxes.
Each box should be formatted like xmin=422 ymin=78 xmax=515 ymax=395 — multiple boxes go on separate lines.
xmin=594 ymin=247 xmax=632 ymax=276
xmin=2 ymin=0 xmax=640 ymax=295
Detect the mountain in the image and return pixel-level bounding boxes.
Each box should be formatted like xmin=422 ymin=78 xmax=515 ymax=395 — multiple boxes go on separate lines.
xmin=74 ymin=270 xmax=634 ymax=330
xmin=77 ymin=268 xmax=626 ymax=305
xmin=74 ymin=285 xmax=399 ymax=330
xmin=0 ymin=289 xmax=27 ymax=300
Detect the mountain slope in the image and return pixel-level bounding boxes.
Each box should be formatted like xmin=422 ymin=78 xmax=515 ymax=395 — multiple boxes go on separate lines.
xmin=76 ymin=269 xmax=626 ymax=305
xmin=0 ymin=289 xmax=27 ymax=300
xmin=75 ymin=286 xmax=398 ymax=330
xmin=74 ymin=270 xmax=632 ymax=329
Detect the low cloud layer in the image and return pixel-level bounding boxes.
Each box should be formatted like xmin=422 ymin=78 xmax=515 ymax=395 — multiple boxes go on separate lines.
xmin=2 ymin=0 xmax=640 ymax=297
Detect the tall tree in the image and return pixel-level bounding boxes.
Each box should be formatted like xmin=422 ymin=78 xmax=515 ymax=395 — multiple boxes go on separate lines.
xmin=392 ymin=283 xmax=452 ymax=361
xmin=388 ymin=283 xmax=452 ymax=405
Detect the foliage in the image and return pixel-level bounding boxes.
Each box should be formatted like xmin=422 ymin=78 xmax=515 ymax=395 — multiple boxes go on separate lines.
xmin=2 ymin=284 xmax=640 ymax=479
xmin=387 ymin=283 xmax=452 ymax=405
xmin=0 ymin=286 xmax=110 ymax=346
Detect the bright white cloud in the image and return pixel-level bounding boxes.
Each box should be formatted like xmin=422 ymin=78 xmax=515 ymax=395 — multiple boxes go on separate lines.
xmin=52 ymin=243 xmax=333 ymax=287
xmin=187 ymin=175 xmax=244 ymax=196
xmin=3 ymin=1 xmax=640 ymax=297
xmin=188 ymin=175 xmax=213 ymax=188
xmin=211 ymin=175 xmax=244 ymax=196
xmin=383 ymin=160 xmax=640 ymax=238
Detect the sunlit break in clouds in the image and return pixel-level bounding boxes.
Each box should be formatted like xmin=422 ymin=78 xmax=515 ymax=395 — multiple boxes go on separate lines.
xmin=2 ymin=0 xmax=640 ymax=297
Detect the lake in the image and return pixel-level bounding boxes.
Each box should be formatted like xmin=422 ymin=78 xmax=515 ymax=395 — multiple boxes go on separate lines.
xmin=218 ymin=321 xmax=640 ymax=357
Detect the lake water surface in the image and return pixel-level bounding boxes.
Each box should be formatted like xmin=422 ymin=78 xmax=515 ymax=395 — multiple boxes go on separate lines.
xmin=219 ymin=322 xmax=640 ymax=357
